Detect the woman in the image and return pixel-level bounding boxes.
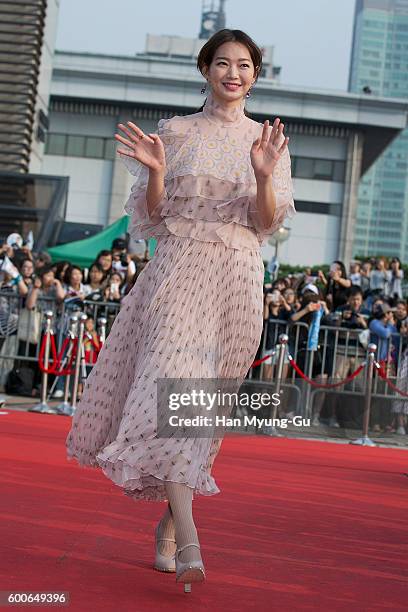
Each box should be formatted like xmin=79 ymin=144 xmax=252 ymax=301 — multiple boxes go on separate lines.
xmin=387 ymin=257 xmax=404 ymax=303
xmin=66 ymin=29 xmax=295 ymax=592
xmin=63 ymin=265 xmax=86 ymax=299
xmin=83 ymin=262 xmax=106 ymax=298
xmin=318 ymin=261 xmax=351 ymax=311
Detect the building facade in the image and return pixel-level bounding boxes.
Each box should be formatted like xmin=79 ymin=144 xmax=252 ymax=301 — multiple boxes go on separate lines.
xmin=42 ymin=40 xmax=408 ymax=266
xmin=349 ymin=0 xmax=408 ymax=261
xmin=0 ymin=0 xmax=67 ymax=250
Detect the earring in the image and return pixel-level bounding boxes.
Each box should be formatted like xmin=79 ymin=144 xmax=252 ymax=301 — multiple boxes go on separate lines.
xmin=246 ymin=88 xmax=252 ymax=98
xmin=201 ymin=84 xmax=207 ymax=94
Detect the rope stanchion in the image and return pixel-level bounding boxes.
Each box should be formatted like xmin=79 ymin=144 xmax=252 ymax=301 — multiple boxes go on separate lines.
xmin=375 ymin=362 xmax=408 ymax=398
xmin=263 ymin=335 xmax=287 ymax=437
xmin=29 ymin=311 xmax=58 ymax=414
xmin=288 ymin=357 xmax=366 ymax=389
xmin=350 ymin=343 xmax=377 ymax=447
xmin=251 ymin=352 xmax=276 ymax=368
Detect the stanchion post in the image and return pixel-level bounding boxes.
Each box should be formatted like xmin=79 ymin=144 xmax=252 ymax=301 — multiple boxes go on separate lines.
xmin=263 ymin=334 xmax=288 ymax=437
xmin=97 ymin=316 xmax=107 ymax=345
xmin=56 ymin=314 xmax=79 ymax=417
xmin=70 ymin=313 xmax=88 ymax=414
xmin=350 ymin=343 xmax=377 ymax=447
xmin=29 ymin=311 xmax=56 ymax=414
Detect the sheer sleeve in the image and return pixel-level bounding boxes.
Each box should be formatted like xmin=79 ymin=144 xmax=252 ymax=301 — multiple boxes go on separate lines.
xmin=121 ymin=119 xmax=171 ymax=240
xmin=248 ymin=143 xmax=296 ymax=244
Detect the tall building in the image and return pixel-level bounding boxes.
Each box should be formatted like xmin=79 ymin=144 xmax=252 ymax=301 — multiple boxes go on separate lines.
xmin=0 ymin=0 xmax=67 ymax=249
xmin=349 ymin=0 xmax=408 ymax=261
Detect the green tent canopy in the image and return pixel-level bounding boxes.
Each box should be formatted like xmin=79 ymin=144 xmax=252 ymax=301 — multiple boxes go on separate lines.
xmin=47 ymin=215 xmax=158 ymax=267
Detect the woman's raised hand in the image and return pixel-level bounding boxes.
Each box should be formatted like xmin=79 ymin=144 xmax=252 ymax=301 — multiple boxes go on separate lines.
xmin=114 ymin=122 xmax=166 ymax=173
xmin=250 ymin=118 xmax=289 ymax=179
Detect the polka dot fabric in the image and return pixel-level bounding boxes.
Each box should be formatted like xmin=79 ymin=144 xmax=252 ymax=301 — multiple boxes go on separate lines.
xmin=66 ymin=88 xmax=295 ymax=502
xmin=66 ymin=235 xmax=265 ymax=501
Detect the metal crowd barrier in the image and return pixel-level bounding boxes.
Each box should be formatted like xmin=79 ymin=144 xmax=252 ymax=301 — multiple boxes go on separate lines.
xmin=246 ymin=317 xmax=407 ymax=421
xmin=0 ymin=289 xmax=120 ymax=367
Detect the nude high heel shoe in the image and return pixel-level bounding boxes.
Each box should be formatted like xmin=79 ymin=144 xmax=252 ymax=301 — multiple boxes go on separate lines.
xmin=175 ymin=543 xmax=206 ymax=593
xmin=153 ymin=521 xmax=176 ymax=573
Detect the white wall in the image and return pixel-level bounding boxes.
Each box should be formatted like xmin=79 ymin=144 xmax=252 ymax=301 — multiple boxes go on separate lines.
xmin=42 ymin=155 xmax=113 ymax=225
xmin=261 ymin=212 xmax=340 ymax=266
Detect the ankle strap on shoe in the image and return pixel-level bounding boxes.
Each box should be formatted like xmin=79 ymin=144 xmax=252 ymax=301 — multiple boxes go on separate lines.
xmin=176 ymin=543 xmax=201 ymax=554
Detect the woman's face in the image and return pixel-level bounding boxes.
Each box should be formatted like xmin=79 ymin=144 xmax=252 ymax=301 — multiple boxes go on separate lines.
xmin=85 ymin=318 xmax=95 ymax=331
xmin=70 ymin=268 xmax=83 ymax=285
xmin=330 ymin=262 xmax=341 ymax=276
xmin=203 ymin=41 xmax=256 ymax=103
xmin=110 ymin=273 xmax=122 ymax=285
xmin=98 ymin=255 xmax=112 ymax=271
xmin=42 ymin=271 xmax=54 ymax=286
xmin=90 ymin=267 xmax=103 ymax=283
xmin=396 ymin=302 xmax=407 ymax=320
xmin=22 ymin=261 xmax=34 ymax=277
xmin=283 ymin=289 xmax=295 ymax=304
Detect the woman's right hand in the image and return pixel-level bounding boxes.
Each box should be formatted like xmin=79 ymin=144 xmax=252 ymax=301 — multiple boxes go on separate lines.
xmin=114 ymin=122 xmax=166 ymax=172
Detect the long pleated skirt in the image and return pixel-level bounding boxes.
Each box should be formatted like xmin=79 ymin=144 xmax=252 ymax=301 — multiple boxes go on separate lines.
xmin=66 ymin=234 xmax=264 ymax=501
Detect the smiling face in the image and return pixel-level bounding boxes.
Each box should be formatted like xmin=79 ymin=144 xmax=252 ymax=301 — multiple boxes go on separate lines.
xmin=202 ymin=41 xmax=257 ymax=104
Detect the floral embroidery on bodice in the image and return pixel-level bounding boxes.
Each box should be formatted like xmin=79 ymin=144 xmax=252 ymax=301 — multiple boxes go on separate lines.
xmin=121 ymin=88 xmax=295 ymax=250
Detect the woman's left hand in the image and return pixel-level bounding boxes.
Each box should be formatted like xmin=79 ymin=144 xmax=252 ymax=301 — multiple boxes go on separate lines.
xmin=250 ymin=118 xmax=289 ymax=179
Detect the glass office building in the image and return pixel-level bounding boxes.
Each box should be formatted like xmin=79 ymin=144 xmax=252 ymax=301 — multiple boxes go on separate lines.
xmin=349 ymin=0 xmax=408 ymax=260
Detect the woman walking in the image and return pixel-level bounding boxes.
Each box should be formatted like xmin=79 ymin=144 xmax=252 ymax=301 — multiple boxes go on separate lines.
xmin=66 ymin=29 xmax=295 ymax=593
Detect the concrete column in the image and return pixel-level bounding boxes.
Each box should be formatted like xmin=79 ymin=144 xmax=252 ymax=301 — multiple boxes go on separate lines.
xmin=338 ymin=131 xmax=364 ymax=267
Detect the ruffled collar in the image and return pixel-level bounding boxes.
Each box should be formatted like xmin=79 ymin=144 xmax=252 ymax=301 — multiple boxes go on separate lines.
xmin=202 ymin=88 xmax=246 ymax=128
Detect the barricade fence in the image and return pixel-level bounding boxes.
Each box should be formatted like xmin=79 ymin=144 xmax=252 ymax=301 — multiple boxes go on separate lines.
xmin=245 ymin=318 xmax=408 ymax=443
xmin=0 ymin=291 xmax=407 ymax=444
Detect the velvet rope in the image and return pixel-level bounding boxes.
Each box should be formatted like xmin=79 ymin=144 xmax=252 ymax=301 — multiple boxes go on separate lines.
xmin=288 ymin=358 xmax=366 ymax=389
xmin=375 ymin=362 xmax=408 ymax=398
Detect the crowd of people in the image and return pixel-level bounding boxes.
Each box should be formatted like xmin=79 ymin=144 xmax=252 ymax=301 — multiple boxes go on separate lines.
xmin=0 ymin=237 xmax=148 ymax=398
xmin=260 ymin=257 xmax=407 ymax=435
xmin=0 ymin=241 xmax=407 ymax=435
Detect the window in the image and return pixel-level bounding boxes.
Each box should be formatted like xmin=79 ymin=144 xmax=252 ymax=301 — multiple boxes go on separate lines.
xmin=45 ymin=134 xmax=66 ymax=155
xmin=294 ymin=158 xmax=314 ymax=179
xmin=314 ymin=159 xmax=333 ymax=179
xmin=295 ymin=201 xmax=341 ymax=216
xmin=66 ymin=135 xmax=85 ymax=157
xmin=292 ymin=156 xmax=345 ymax=182
xmin=104 ymin=139 xmax=117 ymax=160
xmin=45 ymin=133 xmax=117 ymax=160
xmin=85 ymin=137 xmax=104 ymax=158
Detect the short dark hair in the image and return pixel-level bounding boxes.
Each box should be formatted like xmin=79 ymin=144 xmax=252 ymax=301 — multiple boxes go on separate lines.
xmin=38 ymin=264 xmax=54 ymax=278
xmin=348 ymin=286 xmax=363 ymax=298
xmin=97 ymin=250 xmax=112 ymax=258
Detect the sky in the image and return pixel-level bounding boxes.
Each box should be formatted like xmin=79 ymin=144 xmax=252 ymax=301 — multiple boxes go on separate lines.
xmin=55 ymin=0 xmax=356 ymax=91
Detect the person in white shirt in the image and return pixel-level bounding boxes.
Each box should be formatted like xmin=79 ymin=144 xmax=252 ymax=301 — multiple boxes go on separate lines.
xmin=111 ymin=237 xmax=136 ymax=282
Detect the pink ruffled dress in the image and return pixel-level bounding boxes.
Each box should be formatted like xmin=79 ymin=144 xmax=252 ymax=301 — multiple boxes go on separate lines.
xmin=65 ymin=90 xmax=295 ymax=501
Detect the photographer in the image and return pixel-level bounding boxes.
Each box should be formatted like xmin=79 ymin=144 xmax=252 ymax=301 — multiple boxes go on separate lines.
xmin=318 ymin=260 xmax=351 ymax=311
xmin=111 ymin=238 xmax=136 ymax=283
xmin=104 ymin=271 xmax=124 ymax=303
xmin=332 ymin=287 xmax=369 ymax=410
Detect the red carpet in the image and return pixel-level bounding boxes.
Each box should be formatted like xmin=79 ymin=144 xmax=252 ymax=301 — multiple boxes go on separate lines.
xmin=0 ymin=410 xmax=407 ymax=611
